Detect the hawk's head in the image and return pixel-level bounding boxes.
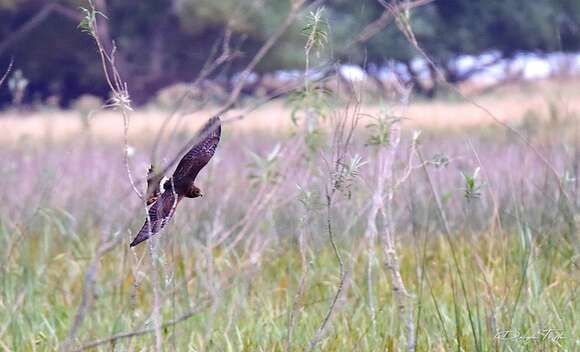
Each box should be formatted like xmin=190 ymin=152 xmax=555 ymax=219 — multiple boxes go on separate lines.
xmin=191 ymin=185 xmax=203 ymax=198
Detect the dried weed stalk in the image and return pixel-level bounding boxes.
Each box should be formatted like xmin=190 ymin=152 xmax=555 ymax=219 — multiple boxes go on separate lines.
xmin=0 ymin=58 xmax=13 ymax=88
xmin=307 ymin=101 xmax=362 ymax=351
xmin=363 ymin=84 xmax=417 ymax=351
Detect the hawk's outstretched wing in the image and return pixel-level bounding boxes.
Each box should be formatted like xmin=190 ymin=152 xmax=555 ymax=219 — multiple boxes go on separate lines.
xmin=172 ymin=116 xmax=221 ymax=185
xmin=130 ymin=190 xmax=182 ymax=247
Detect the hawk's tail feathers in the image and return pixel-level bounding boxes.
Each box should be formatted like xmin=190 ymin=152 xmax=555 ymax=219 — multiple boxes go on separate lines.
xmin=129 ymin=219 xmax=154 ymax=247
xmin=129 ymin=191 xmax=179 ymax=247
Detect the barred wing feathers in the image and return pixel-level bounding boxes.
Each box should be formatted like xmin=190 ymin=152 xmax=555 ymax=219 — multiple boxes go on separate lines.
xmin=173 ymin=116 xmax=221 ymax=184
xmin=130 ymin=191 xmax=181 ymax=247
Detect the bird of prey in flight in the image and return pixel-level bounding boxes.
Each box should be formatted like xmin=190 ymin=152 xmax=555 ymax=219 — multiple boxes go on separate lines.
xmin=130 ymin=116 xmax=221 ymax=247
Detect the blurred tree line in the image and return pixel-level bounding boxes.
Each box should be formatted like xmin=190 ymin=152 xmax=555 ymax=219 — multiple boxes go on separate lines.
xmin=0 ymin=0 xmax=579 ymax=107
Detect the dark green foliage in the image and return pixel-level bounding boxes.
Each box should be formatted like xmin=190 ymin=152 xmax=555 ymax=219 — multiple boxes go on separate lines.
xmin=335 ymin=0 xmax=580 ymax=95
xmin=0 ymin=0 xmax=578 ymax=106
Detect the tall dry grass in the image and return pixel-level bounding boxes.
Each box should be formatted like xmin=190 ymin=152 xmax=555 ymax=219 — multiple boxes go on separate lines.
xmin=0 ymin=99 xmax=578 ymax=350
xmin=1 ymin=1 xmax=579 ymax=351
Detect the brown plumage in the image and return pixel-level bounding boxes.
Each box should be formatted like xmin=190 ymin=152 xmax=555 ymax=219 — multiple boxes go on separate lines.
xmin=145 ymin=164 xmax=163 ymax=206
xmin=130 ymin=116 xmax=221 ymax=247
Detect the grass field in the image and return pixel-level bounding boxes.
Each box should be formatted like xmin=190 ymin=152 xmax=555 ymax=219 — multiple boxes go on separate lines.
xmin=1 ymin=78 xmax=579 ymax=143
xmin=0 ymin=79 xmax=579 ymax=351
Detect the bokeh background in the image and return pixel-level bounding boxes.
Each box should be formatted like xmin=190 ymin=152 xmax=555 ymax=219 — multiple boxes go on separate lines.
xmin=1 ymin=0 xmax=580 ymax=107
xmin=1 ymin=1 xmax=579 ymax=351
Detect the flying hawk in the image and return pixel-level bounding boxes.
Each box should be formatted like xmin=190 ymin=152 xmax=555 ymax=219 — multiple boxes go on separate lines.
xmin=130 ymin=116 xmax=221 ymax=247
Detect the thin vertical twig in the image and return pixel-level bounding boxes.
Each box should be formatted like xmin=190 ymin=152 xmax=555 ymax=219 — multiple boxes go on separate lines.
xmin=307 ymin=101 xmax=360 ymax=351
xmin=0 ymin=58 xmax=14 ymax=88
xmin=306 ymin=188 xmax=346 ymax=352
xmin=380 ymin=118 xmax=415 ymax=352
xmin=362 ymin=79 xmax=417 ymax=351
xmin=148 ymin=237 xmax=163 ymax=352
xmin=81 ymin=0 xmax=143 ymax=201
